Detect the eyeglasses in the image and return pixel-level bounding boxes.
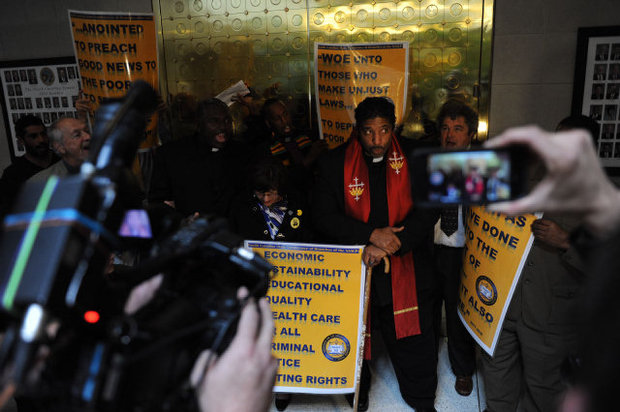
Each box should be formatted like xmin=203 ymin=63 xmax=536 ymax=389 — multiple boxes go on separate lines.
xmin=254 ymin=189 xmax=279 ymax=200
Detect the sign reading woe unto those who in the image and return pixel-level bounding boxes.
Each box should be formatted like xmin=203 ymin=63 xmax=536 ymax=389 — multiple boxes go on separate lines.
xmin=314 ymin=42 xmax=409 ymax=149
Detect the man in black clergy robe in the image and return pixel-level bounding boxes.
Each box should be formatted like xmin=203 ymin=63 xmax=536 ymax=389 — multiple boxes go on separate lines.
xmin=313 ymin=97 xmax=439 ymax=411
xmin=149 ymin=98 xmax=247 ymax=217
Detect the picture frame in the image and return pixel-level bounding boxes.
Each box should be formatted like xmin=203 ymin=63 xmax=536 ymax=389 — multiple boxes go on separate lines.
xmin=0 ymin=57 xmax=80 ymax=161
xmin=571 ymin=26 xmax=620 ymax=173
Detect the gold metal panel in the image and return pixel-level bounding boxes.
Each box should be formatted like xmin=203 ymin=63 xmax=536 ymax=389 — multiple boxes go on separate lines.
xmin=246 ymin=0 xmax=267 ymax=12
xmin=154 ymin=0 xmax=495 ymax=141
xmin=191 ymin=16 xmax=212 ymax=38
xmin=246 ymin=11 xmax=268 ymax=35
xmin=444 ymin=22 xmax=467 ymax=47
xmin=330 ymin=29 xmax=351 ymax=44
xmin=192 ymin=37 xmax=211 ymax=57
xmin=327 ymin=0 xmax=349 ymax=7
xmin=229 ymin=35 xmax=252 ymax=56
xmin=374 ymin=29 xmax=394 ymax=43
xmin=443 ymin=47 xmax=467 ymax=71
xmin=308 ymin=8 xmax=328 ymax=32
xmin=209 ymin=14 xmax=231 ymax=36
xmin=162 ymin=18 xmax=192 ymax=39
xmin=289 ymin=59 xmax=308 ymax=77
xmin=409 ymin=48 xmax=420 ymax=72
xmin=286 ymin=0 xmax=307 ymax=10
xmin=227 ymin=0 xmax=246 ymax=14
xmin=396 ymin=1 xmax=419 ymax=26
xmin=189 ymin=0 xmax=208 ymax=16
xmin=229 ymin=15 xmax=248 ymax=35
xmin=249 ymin=34 xmax=268 ymax=54
xmin=465 ymin=0 xmax=485 ymax=21
xmin=162 ymin=0 xmax=190 ymax=18
xmin=329 ymin=6 xmax=352 ymax=31
xmin=267 ymin=33 xmax=289 ymax=54
xmin=419 ymin=23 xmax=444 ymax=48
xmin=420 ymin=47 xmax=443 ymax=72
xmin=205 ymin=0 xmax=229 ymax=14
xmin=351 ymin=28 xmax=373 ymax=44
xmin=351 ymin=4 xmax=373 ymax=29
xmin=374 ymin=2 xmax=397 ymax=28
xmin=419 ymin=0 xmax=444 ymax=23
xmin=308 ymin=30 xmax=328 ymax=45
xmin=267 ymin=10 xmax=289 ymax=33
xmin=444 ymin=0 xmax=468 ymax=23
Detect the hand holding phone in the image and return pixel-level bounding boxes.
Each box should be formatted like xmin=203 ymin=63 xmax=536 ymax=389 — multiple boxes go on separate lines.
xmin=410 ymin=147 xmax=529 ymax=206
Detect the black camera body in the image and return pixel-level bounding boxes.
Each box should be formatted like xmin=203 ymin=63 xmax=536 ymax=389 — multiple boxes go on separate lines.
xmin=0 ymin=82 xmax=272 ymax=411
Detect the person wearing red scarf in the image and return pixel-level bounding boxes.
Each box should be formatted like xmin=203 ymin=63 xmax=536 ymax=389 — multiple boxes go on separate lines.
xmin=313 ymin=97 xmax=439 ymax=411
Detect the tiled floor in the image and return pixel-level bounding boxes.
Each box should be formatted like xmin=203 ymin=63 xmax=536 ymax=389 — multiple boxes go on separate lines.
xmin=269 ymin=337 xmax=487 ymax=412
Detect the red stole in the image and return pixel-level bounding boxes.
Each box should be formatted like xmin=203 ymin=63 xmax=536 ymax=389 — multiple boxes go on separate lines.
xmin=343 ymin=132 xmax=421 ymax=358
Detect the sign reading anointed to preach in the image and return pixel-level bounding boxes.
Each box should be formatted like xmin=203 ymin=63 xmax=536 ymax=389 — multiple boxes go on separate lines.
xmin=68 ymin=10 xmax=159 ymax=148
xmin=246 ymin=241 xmax=366 ymax=394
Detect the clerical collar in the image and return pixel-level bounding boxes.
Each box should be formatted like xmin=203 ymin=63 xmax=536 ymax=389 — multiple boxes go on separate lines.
xmin=212 ymin=147 xmax=219 ymax=152
xmin=372 ymin=156 xmax=384 ymax=163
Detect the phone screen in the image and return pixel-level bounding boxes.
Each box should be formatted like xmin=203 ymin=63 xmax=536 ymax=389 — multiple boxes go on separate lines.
xmin=118 ymin=209 xmax=152 ymax=238
xmin=412 ymin=148 xmax=523 ymax=206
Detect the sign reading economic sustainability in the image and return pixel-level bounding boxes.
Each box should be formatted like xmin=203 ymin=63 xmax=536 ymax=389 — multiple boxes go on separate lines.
xmin=314 ymin=42 xmax=409 ymax=149
xmin=458 ymin=207 xmax=541 ymax=356
xmin=68 ymin=10 xmax=159 ymax=148
xmin=245 ymin=241 xmax=366 ymax=394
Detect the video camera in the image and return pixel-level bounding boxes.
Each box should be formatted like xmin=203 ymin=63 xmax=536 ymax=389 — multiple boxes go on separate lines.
xmin=0 ymin=82 xmax=272 ymax=411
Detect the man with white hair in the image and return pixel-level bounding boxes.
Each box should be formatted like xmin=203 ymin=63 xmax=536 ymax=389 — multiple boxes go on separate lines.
xmin=29 ymin=117 xmax=91 ymax=182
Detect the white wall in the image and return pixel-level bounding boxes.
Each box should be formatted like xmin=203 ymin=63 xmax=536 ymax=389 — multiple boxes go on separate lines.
xmin=2 ymin=0 xmax=620 ymax=171
xmin=489 ymin=0 xmax=620 ymax=135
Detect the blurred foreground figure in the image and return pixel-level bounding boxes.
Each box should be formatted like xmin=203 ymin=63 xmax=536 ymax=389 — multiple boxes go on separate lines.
xmin=481 ymin=120 xmax=588 ymax=412
xmin=485 ymin=126 xmax=620 ymax=412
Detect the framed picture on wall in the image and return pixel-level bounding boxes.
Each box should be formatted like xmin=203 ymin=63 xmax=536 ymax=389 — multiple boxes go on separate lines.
xmin=572 ymin=26 xmax=620 ymax=172
xmin=0 ymin=57 xmax=80 ymax=161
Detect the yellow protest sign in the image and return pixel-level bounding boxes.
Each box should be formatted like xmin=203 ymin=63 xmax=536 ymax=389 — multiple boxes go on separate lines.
xmin=314 ymin=42 xmax=409 ymax=149
xmin=458 ymin=207 xmax=541 ymax=356
xmin=68 ymin=10 xmax=159 ymax=149
xmin=245 ymin=241 xmax=366 ymax=394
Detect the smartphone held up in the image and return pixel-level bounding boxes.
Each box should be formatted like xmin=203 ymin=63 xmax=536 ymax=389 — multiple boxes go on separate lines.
xmin=410 ymin=146 xmax=529 ymax=207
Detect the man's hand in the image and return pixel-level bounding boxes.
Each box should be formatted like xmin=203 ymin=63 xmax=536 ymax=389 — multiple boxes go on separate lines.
xmin=75 ymin=90 xmax=92 ymax=121
xmin=531 ymin=219 xmax=570 ymax=250
xmin=369 ymin=226 xmax=404 ymax=255
xmin=303 ymin=140 xmax=328 ymax=167
xmin=195 ymin=297 xmax=277 ymax=412
xmin=363 ymin=244 xmax=388 ymax=267
xmin=485 ymin=126 xmax=620 ymax=235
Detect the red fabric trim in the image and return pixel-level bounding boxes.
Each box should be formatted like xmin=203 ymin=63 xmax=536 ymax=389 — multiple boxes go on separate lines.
xmin=343 ymin=131 xmax=421 ymax=359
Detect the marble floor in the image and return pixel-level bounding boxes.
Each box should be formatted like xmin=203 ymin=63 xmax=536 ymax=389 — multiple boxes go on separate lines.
xmin=268 ymin=336 xmax=487 ymax=412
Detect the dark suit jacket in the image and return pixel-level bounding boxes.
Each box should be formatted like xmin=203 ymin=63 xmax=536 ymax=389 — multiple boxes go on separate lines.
xmin=149 ymin=135 xmax=249 ymax=217
xmin=229 ymin=193 xmax=312 ymax=242
xmin=506 ymin=214 xmax=586 ymax=336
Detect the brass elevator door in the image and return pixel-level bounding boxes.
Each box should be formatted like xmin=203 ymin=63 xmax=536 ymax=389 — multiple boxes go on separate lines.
xmin=154 ymin=0 xmax=494 ymax=141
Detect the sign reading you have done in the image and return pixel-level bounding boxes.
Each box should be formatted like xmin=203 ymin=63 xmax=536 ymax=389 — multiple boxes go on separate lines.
xmin=458 ymin=206 xmax=541 ymax=355
xmin=245 ymin=241 xmax=366 ymax=394
xmin=68 ymin=10 xmax=159 ymax=149
xmin=314 ymin=42 xmax=409 ymax=149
